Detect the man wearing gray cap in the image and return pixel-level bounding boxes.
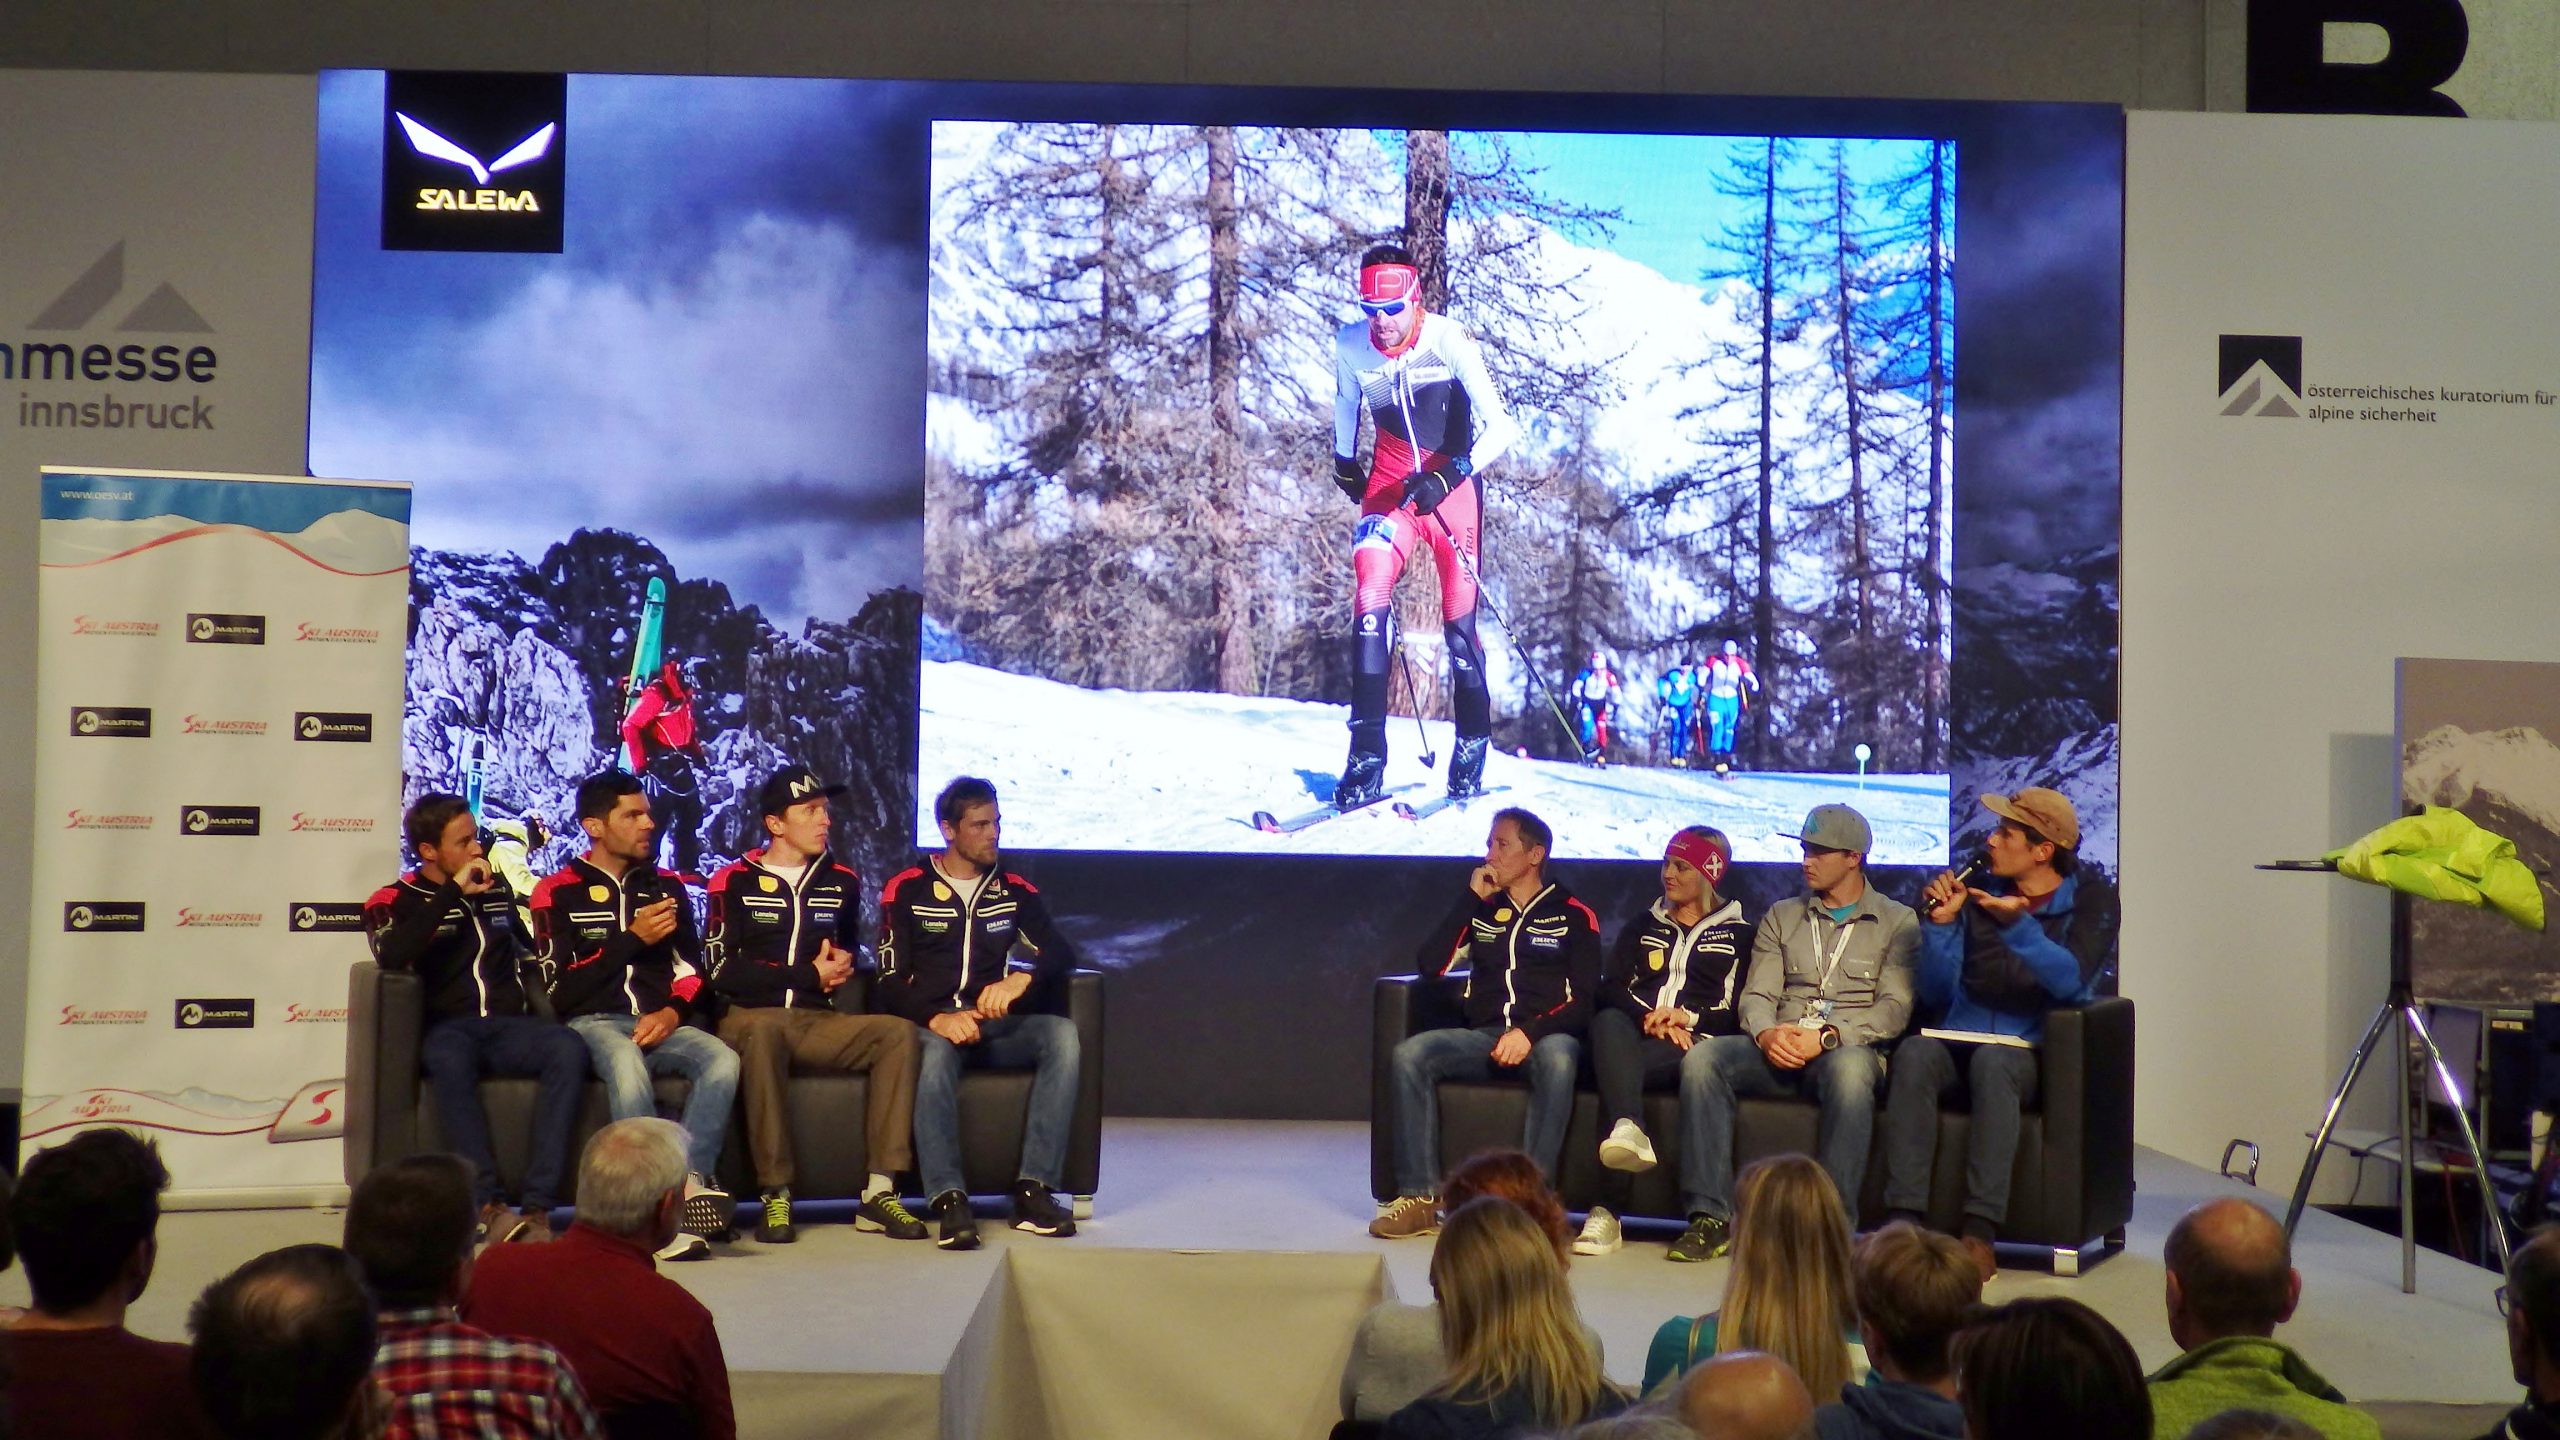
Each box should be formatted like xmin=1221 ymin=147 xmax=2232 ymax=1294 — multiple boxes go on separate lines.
xmin=1881 ymin=787 xmax=2117 ymax=1281
xmin=1669 ymin=803 xmax=1917 ymax=1262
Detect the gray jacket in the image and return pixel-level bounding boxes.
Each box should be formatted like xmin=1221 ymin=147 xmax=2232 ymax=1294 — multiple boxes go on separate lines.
xmin=1737 ymin=884 xmax=1919 ymax=1048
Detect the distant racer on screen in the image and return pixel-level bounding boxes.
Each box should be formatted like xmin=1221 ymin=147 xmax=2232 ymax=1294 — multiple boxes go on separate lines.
xmin=1702 ymin=640 xmax=1760 ymax=776
xmin=1330 ymin=242 xmax=1522 ymax=813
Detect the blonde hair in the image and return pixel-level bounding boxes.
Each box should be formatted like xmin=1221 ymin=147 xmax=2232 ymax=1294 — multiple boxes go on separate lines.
xmin=1712 ymin=1154 xmax=1857 ymax=1396
xmin=1430 ymin=1197 xmax=1609 ymax=1427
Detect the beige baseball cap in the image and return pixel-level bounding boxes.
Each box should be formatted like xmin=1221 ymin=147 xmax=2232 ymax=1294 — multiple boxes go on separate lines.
xmin=1980 ymin=787 xmax=2078 ymax=850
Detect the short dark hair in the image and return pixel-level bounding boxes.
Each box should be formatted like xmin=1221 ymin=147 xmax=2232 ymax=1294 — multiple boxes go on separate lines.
xmin=403 ymin=793 xmax=473 ymax=859
xmin=1953 ymin=1297 xmax=2150 ymax=1440
xmin=2162 ymin=1203 xmax=2293 ymax=1339
xmin=2510 ymin=1225 xmax=2560 ymax=1370
xmin=11 ymin=1127 xmax=168 ymax=1313
xmin=343 ymin=1154 xmax=476 ymax=1309
xmin=2004 ymin=819 xmax=2081 ymax=876
xmin=936 ymin=775 xmax=999 ymax=830
xmin=190 ymin=1244 xmax=378 ymax=1440
xmin=1852 ymin=1222 xmax=1983 ymax=1381
xmin=1493 ymin=806 xmax=1552 ymax=859
xmin=576 ymin=769 xmax=646 ymax=823
xmin=1360 ymin=242 xmax=1414 ymax=270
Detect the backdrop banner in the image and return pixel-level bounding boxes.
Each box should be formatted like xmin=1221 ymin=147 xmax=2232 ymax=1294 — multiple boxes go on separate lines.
xmin=23 ymin=466 xmax=410 ymax=1198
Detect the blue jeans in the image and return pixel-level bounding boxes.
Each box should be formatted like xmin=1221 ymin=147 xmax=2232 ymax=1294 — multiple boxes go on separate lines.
xmin=1685 ymin=1031 xmax=1883 ymax=1222
xmin=1881 ymin=1035 xmax=2040 ymax=1231
xmin=567 ymin=1013 xmax=741 ymax=1181
xmin=915 ymin=1012 xmax=1081 ymax=1200
xmin=1390 ymin=1025 xmax=1583 ymax=1198
xmin=420 ymin=1015 xmax=589 ymax=1211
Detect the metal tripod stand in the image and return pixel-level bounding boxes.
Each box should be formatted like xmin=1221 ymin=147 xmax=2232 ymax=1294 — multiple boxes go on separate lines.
xmin=2269 ymin=869 xmax=2511 ymax=1289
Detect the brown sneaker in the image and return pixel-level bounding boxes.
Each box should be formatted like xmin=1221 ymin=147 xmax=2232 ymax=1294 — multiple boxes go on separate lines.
xmin=477 ymin=1201 xmax=529 ymax=1250
xmin=1962 ymin=1235 xmax=1997 ymax=1284
xmin=1368 ymin=1195 xmax=1440 ymax=1239
xmin=514 ymin=1207 xmax=557 ymax=1243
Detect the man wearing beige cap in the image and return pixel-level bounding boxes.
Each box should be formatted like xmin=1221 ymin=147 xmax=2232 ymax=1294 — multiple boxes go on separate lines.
xmin=1881 ymin=787 xmax=2119 ymax=1280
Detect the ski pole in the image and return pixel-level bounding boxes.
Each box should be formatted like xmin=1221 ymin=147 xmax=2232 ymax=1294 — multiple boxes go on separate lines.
xmin=1391 ymin=629 xmax=1439 ymax=769
xmin=1425 ymin=509 xmax=1591 ymax=763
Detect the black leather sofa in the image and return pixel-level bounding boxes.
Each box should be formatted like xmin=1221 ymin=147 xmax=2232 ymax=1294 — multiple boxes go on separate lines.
xmin=1369 ymin=975 xmax=2134 ymax=1270
xmin=345 ymin=961 xmax=1105 ymax=1208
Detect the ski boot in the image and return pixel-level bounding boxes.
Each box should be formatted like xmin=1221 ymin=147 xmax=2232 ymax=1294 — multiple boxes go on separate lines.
xmin=1446 ymin=735 xmax=1490 ymax=801
xmin=1334 ymin=745 xmax=1389 ymax=810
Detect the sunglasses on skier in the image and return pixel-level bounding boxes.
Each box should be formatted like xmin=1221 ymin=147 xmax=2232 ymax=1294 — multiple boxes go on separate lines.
xmin=1358 ymin=296 xmax=1412 ymax=317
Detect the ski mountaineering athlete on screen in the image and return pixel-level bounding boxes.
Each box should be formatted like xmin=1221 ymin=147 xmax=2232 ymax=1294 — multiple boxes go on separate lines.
xmin=1331 ymin=243 xmax=1521 ymax=814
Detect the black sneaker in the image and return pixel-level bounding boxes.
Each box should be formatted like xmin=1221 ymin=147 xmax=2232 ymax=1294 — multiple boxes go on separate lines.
xmin=756 ymin=1189 xmax=797 ymax=1244
xmin=1667 ymin=1212 xmax=1732 ymax=1263
xmin=1011 ymin=1180 xmax=1077 ymax=1237
xmin=855 ymin=1189 xmax=929 ymax=1241
xmin=932 ymin=1190 xmax=982 ymax=1251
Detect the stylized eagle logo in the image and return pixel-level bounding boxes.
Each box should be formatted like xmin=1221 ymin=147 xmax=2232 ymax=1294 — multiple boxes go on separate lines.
xmin=300 ymin=715 xmax=324 ymax=739
xmin=394 ymin=113 xmax=556 ymax=186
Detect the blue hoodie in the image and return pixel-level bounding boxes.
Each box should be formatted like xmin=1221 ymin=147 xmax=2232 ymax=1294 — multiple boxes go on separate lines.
xmin=1814 ymin=1379 xmax=1965 ymax=1440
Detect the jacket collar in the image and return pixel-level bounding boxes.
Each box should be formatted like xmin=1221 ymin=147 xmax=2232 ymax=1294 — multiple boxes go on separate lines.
xmin=1649 ymin=896 xmax=1742 ymax=930
xmin=2146 ymin=1335 xmax=2347 ymax=1402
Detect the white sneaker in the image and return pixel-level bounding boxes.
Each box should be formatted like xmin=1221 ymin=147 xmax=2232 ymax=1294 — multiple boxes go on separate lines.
xmin=1573 ymin=1206 xmax=1623 ymax=1256
xmin=654 ymin=1230 xmax=711 ymax=1262
xmin=1599 ymin=1118 xmax=1658 ymax=1173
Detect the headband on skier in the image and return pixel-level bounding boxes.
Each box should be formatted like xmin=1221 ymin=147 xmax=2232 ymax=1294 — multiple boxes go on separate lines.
xmin=1666 ymin=829 xmax=1730 ymax=885
xmin=1358 ymin=263 xmax=1420 ymax=315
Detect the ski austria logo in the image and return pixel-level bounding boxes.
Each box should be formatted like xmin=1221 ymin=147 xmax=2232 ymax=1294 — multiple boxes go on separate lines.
xmin=289 ymin=903 xmax=365 ymax=933
xmin=185 ymin=613 xmax=265 ymax=645
xmin=175 ymin=998 xmax=255 ymax=1030
xmin=289 ymin=812 xmax=376 ymax=834
xmin=183 ymin=714 xmax=269 ymax=737
xmin=59 ymin=1007 xmax=147 ymax=1028
xmin=69 ymin=707 xmax=150 ymax=738
xmin=69 ymin=615 xmax=159 ymax=638
xmin=294 ymin=712 xmax=374 ymax=743
xmin=295 ymin=622 xmax=382 ymax=644
xmin=63 ymin=902 xmax=146 ymax=932
xmin=66 ymin=809 xmax=152 ymax=831
xmin=382 ymin=71 xmax=567 ymax=254
xmin=176 ymin=908 xmax=264 ymax=929
xmin=284 ymin=1003 xmax=350 ymax=1024
xmin=2219 ymin=335 xmax=2304 ymax=417
xmin=182 ymin=805 xmax=261 ymax=836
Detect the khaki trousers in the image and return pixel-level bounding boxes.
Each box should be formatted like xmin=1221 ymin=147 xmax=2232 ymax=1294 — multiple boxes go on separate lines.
xmin=716 ymin=1005 xmax=919 ymax=1188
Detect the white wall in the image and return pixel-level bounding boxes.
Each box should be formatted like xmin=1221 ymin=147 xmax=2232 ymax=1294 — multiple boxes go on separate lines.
xmin=2123 ymin=109 xmax=2560 ymax=1201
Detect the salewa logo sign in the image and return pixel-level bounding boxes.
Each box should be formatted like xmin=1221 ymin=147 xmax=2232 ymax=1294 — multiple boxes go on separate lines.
xmin=182 ymin=714 xmax=269 ymax=737
xmin=289 ymin=903 xmax=365 ymax=933
xmin=2218 ymin=335 xmax=2304 ymax=417
xmin=70 ymin=615 xmax=159 ymax=638
xmin=294 ymin=712 xmax=373 ymax=743
xmin=181 ymin=806 xmax=261 ymax=836
xmin=63 ymin=902 xmax=146 ymax=932
xmin=70 ymin=707 xmax=151 ymax=738
xmin=6 ymin=241 xmax=222 ymax=434
xmin=382 ymin=71 xmax=566 ymax=253
xmin=186 ymin=613 xmax=265 ymax=644
xmin=175 ymin=998 xmax=255 ymax=1030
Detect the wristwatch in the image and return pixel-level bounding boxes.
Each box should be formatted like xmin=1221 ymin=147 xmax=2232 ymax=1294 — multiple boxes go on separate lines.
xmin=1818 ymin=1025 xmax=1842 ymax=1051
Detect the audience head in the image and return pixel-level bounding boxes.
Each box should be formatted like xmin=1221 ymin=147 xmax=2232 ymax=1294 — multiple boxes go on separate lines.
xmin=189 ymin=1244 xmax=380 ymax=1440
xmin=11 ymin=1126 xmax=168 ymax=1317
xmin=1850 ymin=1221 xmax=1984 ymax=1385
xmin=1440 ymin=1149 xmax=1572 ymax=1264
xmin=1718 ymin=1154 xmax=1857 ymax=1398
xmin=1952 ymin=1296 xmax=2150 ymax=1440
xmin=343 ymin=1154 xmax=477 ymax=1311
xmin=1564 ymin=1406 xmax=1704 ymax=1440
xmin=575 ymin=1117 xmax=689 ymax=1248
xmin=2181 ymin=1412 xmax=2323 ymax=1440
xmin=1676 ymin=1350 xmax=1815 ymax=1440
xmin=2504 ymin=1223 xmax=2560 ymax=1397
xmin=1428 ymin=1196 xmax=1607 ymax=1429
xmin=2162 ymin=1197 xmax=2299 ymax=1348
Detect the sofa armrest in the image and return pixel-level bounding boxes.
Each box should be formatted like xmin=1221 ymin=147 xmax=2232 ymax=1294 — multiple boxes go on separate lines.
xmin=1061 ymin=970 xmax=1105 ymax=1195
xmin=1372 ymin=977 xmax=1419 ymax=1201
xmin=2039 ymin=995 xmax=2136 ymax=1239
xmin=344 ymin=961 xmax=424 ymax=1186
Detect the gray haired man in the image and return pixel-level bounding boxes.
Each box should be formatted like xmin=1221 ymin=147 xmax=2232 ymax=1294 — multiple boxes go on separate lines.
xmin=461 ymin=1118 xmax=735 ymax=1440
xmin=1667 ymin=804 xmax=1919 ymax=1262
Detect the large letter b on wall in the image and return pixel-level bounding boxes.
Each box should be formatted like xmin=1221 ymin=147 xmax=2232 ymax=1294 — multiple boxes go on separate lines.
xmin=2249 ymin=0 xmax=2469 ymax=116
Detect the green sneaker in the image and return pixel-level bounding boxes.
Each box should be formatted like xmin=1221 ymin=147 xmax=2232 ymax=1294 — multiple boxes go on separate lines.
xmin=856 ymin=1189 xmax=929 ymax=1241
xmin=1666 ymin=1212 xmax=1732 ymax=1263
xmin=757 ymin=1189 xmax=797 ymax=1245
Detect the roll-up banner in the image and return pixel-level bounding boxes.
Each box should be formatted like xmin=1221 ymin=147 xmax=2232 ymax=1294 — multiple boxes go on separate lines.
xmin=24 ymin=467 xmax=410 ymax=1200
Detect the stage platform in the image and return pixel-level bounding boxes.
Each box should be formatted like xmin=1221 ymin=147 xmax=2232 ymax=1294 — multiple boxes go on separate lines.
xmin=0 ymin=1119 xmax=2523 ymax=1439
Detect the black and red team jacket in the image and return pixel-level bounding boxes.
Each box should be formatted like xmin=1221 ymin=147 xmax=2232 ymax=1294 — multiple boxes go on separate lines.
xmin=874 ymin=858 xmax=1079 ymax=1025
xmin=364 ymin=872 xmax=538 ymax=1022
xmin=1414 ymin=878 xmax=1604 ymax=1042
xmin=528 ymin=855 xmax=706 ymax=1022
xmin=703 ymin=847 xmax=862 ymax=1010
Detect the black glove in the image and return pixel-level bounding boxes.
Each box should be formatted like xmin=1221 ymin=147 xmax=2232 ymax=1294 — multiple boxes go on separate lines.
xmin=1333 ymin=454 xmax=1366 ymax=503
xmin=1401 ymin=461 xmax=1467 ymax=516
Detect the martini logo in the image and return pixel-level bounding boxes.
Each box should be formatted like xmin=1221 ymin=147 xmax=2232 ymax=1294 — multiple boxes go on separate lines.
xmin=294 ymin=622 xmax=382 ymax=644
xmin=59 ymin=1008 xmax=148 ymax=1028
xmin=186 ymin=612 xmax=265 ymax=645
xmin=69 ymin=615 xmax=159 ymax=638
xmin=383 ymin=71 xmax=566 ymax=253
xmin=293 ymin=712 xmax=374 ymax=743
xmin=284 ymin=1003 xmax=351 ymax=1024
xmin=175 ymin=998 xmax=255 ymax=1030
xmin=183 ymin=714 xmax=269 ymax=737
xmin=66 ymin=809 xmax=152 ymax=831
xmin=289 ymin=812 xmax=376 ymax=835
xmin=2219 ymin=335 xmax=2305 ymax=417
xmin=289 ymin=902 xmax=366 ymax=933
xmin=182 ymin=805 xmax=261 ymax=837
xmin=63 ymin=902 xmax=146 ymax=932
xmin=69 ymin=706 xmax=151 ymax=738
xmin=176 ymin=908 xmax=264 ymax=929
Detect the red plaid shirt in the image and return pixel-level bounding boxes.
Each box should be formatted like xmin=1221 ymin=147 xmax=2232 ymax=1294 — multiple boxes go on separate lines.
xmin=374 ymin=1307 xmax=603 ymax=1440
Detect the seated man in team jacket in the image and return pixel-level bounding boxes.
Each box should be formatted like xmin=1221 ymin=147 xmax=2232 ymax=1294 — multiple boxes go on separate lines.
xmin=366 ymin=792 xmax=590 ymax=1244
xmin=1371 ymin=806 xmax=1603 ymax=1240
xmin=876 ymin=775 xmax=1083 ymax=1250
xmin=1574 ymin=825 xmax=1751 ymax=1257
xmin=706 ymin=765 xmax=923 ymax=1246
xmin=531 ymin=770 xmax=741 ymax=1261
xmin=1880 ymin=787 xmax=2119 ymax=1281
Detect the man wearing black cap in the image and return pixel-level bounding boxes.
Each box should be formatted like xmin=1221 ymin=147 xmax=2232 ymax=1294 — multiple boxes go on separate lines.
xmin=706 ymin=765 xmax=923 ymax=1245
xmin=1672 ymin=803 xmax=1918 ymax=1261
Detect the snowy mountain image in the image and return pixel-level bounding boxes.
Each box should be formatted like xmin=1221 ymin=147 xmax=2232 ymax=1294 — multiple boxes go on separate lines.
xmin=2399 ymin=721 xmax=2560 ymax=1005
